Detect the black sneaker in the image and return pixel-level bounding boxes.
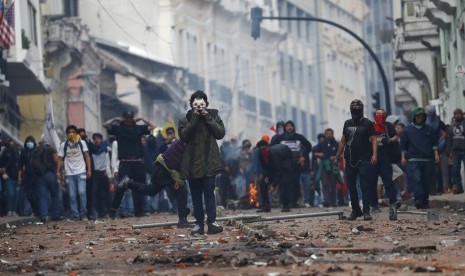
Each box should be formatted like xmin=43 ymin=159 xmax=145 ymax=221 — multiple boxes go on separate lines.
xmin=207 ymin=222 xmax=223 ymax=234
xmin=389 ymin=201 xmax=401 ymax=221
xmin=363 ymin=211 xmax=372 ymax=221
xmin=108 ymin=208 xmax=117 ymax=219
xmin=191 ymin=224 xmax=204 ymax=235
xmin=177 ymin=218 xmax=191 ymax=228
xmin=346 ymin=210 xmax=363 ymax=221
xmin=117 ymin=175 xmax=131 ymax=189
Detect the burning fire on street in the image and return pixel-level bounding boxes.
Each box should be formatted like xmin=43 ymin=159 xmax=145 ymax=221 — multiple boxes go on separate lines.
xmin=249 ymin=182 xmax=260 ymax=208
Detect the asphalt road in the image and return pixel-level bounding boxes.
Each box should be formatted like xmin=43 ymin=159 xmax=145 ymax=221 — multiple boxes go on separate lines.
xmin=1 ymin=205 xmax=465 ymax=275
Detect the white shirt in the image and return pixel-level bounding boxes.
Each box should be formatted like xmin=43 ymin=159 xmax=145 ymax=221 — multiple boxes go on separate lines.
xmin=58 ymin=140 xmax=88 ymax=176
xmin=111 ymin=141 xmax=119 ymax=174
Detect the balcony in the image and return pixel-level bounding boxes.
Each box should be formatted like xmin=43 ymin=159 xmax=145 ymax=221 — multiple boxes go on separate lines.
xmin=0 ymin=87 xmax=23 ymax=143
xmin=431 ymin=0 xmax=456 ymax=15
xmin=7 ymin=47 xmax=50 ymax=95
xmin=424 ymin=2 xmax=451 ymax=29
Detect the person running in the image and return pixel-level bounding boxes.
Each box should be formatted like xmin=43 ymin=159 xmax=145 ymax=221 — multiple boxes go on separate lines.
xmin=118 ymin=139 xmax=191 ymax=228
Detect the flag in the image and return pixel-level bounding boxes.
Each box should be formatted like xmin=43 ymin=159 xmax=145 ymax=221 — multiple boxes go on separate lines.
xmin=43 ymin=96 xmax=61 ymax=150
xmin=0 ymin=0 xmax=15 ymax=49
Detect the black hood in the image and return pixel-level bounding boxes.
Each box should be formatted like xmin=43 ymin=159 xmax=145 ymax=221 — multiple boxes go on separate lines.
xmin=23 ymin=135 xmax=37 ymax=149
xmin=285 ymin=120 xmax=295 ymax=131
xmin=284 ymin=120 xmax=296 ymax=138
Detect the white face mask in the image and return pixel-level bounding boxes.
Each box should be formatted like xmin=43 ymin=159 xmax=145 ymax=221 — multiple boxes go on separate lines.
xmin=192 ymin=98 xmax=206 ymax=112
xmin=26 ymin=142 xmax=34 ymax=149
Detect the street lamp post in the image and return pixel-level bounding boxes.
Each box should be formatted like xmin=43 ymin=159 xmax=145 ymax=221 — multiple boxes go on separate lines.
xmin=251 ymin=7 xmax=391 ymax=114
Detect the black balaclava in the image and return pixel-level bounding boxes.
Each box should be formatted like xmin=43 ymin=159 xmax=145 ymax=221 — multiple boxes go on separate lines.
xmin=350 ymin=99 xmax=364 ymax=124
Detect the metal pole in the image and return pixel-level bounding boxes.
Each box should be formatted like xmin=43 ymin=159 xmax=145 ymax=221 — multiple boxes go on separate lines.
xmin=260 ymin=210 xmax=344 ymax=221
xmin=132 ymin=211 xmax=344 ymax=229
xmin=260 ymin=16 xmax=391 ymax=114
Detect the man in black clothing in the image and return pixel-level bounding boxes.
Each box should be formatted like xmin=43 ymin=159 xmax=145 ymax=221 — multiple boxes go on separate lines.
xmin=336 ymin=99 xmax=377 ymax=221
xmin=270 ymin=120 xmax=312 ymax=207
xmin=447 ymin=108 xmax=465 ymax=194
xmin=256 ymin=140 xmax=295 ymax=212
xmin=104 ymin=111 xmax=155 ymax=218
xmin=313 ymin=128 xmax=339 ymax=207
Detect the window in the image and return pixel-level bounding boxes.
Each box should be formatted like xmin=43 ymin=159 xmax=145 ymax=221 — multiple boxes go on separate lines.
xmin=64 ymin=0 xmax=79 ymax=17
xmin=28 ymin=1 xmax=38 ymax=46
xmin=260 ymin=100 xmax=272 ymax=117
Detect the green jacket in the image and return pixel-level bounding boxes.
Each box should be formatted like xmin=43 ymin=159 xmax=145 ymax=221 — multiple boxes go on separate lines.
xmin=178 ymin=109 xmax=225 ymax=179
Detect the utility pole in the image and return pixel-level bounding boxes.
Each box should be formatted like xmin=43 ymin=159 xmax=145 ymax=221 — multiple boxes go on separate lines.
xmin=250 ymin=7 xmax=391 ymax=114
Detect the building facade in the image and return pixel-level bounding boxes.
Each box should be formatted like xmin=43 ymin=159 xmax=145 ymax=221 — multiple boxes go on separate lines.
xmin=316 ymin=0 xmax=369 ymax=137
xmin=363 ymin=0 xmax=396 ymax=116
xmin=1 ymin=0 xmax=50 ymax=144
xmin=393 ymin=0 xmax=465 ymax=121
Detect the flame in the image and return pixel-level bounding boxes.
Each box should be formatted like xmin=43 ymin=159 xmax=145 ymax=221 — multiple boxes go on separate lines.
xmin=249 ymin=182 xmax=260 ymax=208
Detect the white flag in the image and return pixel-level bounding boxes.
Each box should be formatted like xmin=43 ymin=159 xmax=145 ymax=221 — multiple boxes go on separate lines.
xmin=43 ymin=96 xmax=61 ymax=150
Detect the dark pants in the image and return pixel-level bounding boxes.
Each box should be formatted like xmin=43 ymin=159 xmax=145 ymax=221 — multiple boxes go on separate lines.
xmin=370 ymin=158 xmax=397 ymax=205
xmin=289 ymin=167 xmax=301 ymax=207
xmin=189 ymin=176 xmax=216 ymax=225
xmin=112 ymin=161 xmax=145 ymax=217
xmin=321 ymin=170 xmax=337 ymax=207
xmin=35 ymin=171 xmax=60 ymax=220
xmin=275 ymin=170 xmax=293 ymax=209
xmin=452 ymin=151 xmax=465 ymax=192
xmin=91 ymin=170 xmax=109 ymax=218
xmin=259 ymin=176 xmax=270 ymax=209
xmin=345 ymin=160 xmax=371 ymax=213
xmin=130 ymin=163 xmax=189 ymax=219
xmin=406 ymin=161 xmax=434 ymax=208
xmin=20 ymin=178 xmax=36 ymax=216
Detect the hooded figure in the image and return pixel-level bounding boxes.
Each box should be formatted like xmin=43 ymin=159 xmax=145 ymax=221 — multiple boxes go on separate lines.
xmin=270 ymin=120 xmax=313 ymax=209
xmin=401 ymin=107 xmax=439 ymax=209
xmin=19 ymin=136 xmax=37 ymax=181
xmin=412 ymin=107 xmax=427 ymax=127
xmin=350 ymin=99 xmax=364 ymax=124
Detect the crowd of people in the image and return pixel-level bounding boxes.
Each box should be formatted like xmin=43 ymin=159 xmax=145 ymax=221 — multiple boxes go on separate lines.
xmin=1 ymin=92 xmax=464 ymax=233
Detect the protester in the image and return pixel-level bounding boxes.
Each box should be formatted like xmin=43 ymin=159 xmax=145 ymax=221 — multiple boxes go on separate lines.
xmin=369 ymin=109 xmax=401 ymax=219
xmin=32 ymin=140 xmax=61 ymax=223
xmin=178 ymin=90 xmax=225 ymax=235
xmin=446 ymin=108 xmax=465 ymax=194
xmin=104 ymin=111 xmax=155 ymax=218
xmin=18 ymin=136 xmax=38 ymax=216
xmin=401 ymin=107 xmax=439 ymax=209
xmin=256 ymin=139 xmax=295 ymax=212
xmin=0 ymin=140 xmax=20 ymax=216
xmin=313 ymin=128 xmax=339 ymax=207
xmin=118 ymin=139 xmax=191 ymax=228
xmin=425 ymin=106 xmax=447 ymax=194
xmin=270 ymin=120 xmax=312 ymax=208
xmin=57 ymin=125 xmax=92 ymax=221
xmin=336 ymin=99 xmax=377 ymax=221
xmin=89 ymin=133 xmax=111 ymax=219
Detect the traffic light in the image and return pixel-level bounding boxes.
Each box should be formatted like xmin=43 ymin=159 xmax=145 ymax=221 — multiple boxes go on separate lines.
xmin=251 ymin=7 xmax=263 ymax=40
xmin=372 ymin=92 xmax=380 ymax=110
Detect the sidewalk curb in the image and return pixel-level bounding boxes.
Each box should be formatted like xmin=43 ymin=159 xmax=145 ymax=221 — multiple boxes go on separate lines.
xmin=403 ymin=197 xmax=465 ymax=210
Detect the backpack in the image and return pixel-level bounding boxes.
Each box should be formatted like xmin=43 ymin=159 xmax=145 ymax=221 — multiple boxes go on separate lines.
xmin=63 ymin=140 xmax=84 ymax=161
xmin=31 ymin=145 xmax=53 ymax=176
